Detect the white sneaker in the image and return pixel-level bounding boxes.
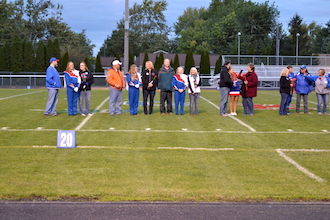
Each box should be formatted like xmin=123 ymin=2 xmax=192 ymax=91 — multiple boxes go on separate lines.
xmin=88 ymin=113 xmax=93 ymax=116
xmin=232 ymin=112 xmax=237 ymax=116
xmin=81 ymin=114 xmax=86 ymax=116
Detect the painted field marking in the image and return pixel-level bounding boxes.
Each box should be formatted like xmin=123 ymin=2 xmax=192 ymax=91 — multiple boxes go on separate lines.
xmin=276 ymin=149 xmax=330 ymax=182
xmin=75 ymin=96 xmax=109 ymax=131
xmin=259 ymin=92 xmax=318 ymax=105
xmin=200 ymin=96 xmax=256 ymax=132
xmin=158 ymin=147 xmax=234 ymax=151
xmin=2 ymin=128 xmax=330 ymax=134
xmin=0 ymin=91 xmax=43 ymax=101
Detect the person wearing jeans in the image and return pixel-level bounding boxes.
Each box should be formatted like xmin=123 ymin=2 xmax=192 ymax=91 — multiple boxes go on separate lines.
xmin=79 ymin=62 xmax=94 ymax=116
xmin=306 ymin=69 xmax=330 ymax=114
xmin=218 ymin=60 xmax=232 ymax=116
xmin=187 ymin=67 xmax=202 ymax=115
xmin=158 ymin=59 xmax=175 ymax=114
xmin=294 ymin=65 xmax=313 ymax=114
xmin=279 ymin=67 xmax=292 ymax=115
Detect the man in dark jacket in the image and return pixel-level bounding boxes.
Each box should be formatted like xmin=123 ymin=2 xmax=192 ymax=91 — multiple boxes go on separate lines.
xmin=158 ymin=59 xmax=175 ymax=114
xmin=219 ymin=60 xmax=232 ymax=116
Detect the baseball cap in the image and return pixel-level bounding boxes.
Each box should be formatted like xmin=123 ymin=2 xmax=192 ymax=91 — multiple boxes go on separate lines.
xmin=300 ymin=65 xmax=307 ymax=69
xmin=112 ymin=60 xmax=122 ymax=66
xmin=49 ymin=57 xmax=59 ymax=63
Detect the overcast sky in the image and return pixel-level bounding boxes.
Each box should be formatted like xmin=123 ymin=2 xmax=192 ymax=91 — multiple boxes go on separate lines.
xmin=48 ymin=0 xmax=330 ymax=55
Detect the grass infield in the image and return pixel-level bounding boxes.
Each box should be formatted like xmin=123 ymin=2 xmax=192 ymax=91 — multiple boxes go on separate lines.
xmin=0 ymin=88 xmax=329 ymax=202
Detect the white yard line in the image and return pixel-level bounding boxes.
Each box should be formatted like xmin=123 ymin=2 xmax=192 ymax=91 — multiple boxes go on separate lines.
xmin=74 ymin=96 xmax=109 ymax=131
xmin=158 ymin=147 xmax=234 ymax=151
xmin=0 ymin=91 xmax=43 ymax=101
xmin=200 ymin=96 xmax=257 ymax=132
xmin=1 ymin=128 xmax=330 ymax=134
xmin=275 ymin=149 xmax=329 ymax=182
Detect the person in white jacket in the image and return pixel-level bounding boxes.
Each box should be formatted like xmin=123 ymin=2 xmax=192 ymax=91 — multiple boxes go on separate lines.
xmin=187 ymin=67 xmax=202 ymax=115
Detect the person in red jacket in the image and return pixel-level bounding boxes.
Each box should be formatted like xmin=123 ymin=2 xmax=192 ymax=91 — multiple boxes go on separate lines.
xmin=238 ymin=63 xmax=258 ymax=115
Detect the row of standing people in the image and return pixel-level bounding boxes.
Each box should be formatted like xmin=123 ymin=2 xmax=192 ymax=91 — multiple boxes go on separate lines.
xmin=107 ymin=59 xmax=202 ymax=116
xmin=279 ymin=65 xmax=330 ymax=115
xmin=44 ymin=57 xmax=94 ymax=116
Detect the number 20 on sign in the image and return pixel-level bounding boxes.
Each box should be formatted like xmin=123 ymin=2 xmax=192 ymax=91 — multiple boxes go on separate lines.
xmin=57 ymin=130 xmax=76 ymax=148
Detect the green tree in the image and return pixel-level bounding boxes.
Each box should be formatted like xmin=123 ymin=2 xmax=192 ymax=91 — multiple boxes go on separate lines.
xmin=143 ymin=51 xmax=149 ymax=68
xmin=200 ymin=50 xmax=210 ymax=75
xmin=172 ymin=53 xmax=180 ymax=70
xmin=100 ymin=0 xmax=170 ymax=56
xmin=46 ymin=39 xmax=54 ymax=64
xmin=53 ymin=38 xmax=61 ymax=59
xmin=84 ymin=57 xmax=91 ymax=70
xmin=22 ymin=41 xmax=34 ymax=72
xmin=95 ymin=54 xmax=103 ymax=72
xmin=129 ymin=52 xmax=134 ymax=66
xmin=154 ymin=54 xmax=162 ymax=70
xmin=214 ymin=55 xmax=222 ymax=74
xmin=60 ymin=52 xmax=69 ymax=71
xmin=35 ymin=41 xmax=46 ymax=72
xmin=11 ymin=39 xmax=23 ymax=72
xmin=184 ymin=50 xmax=195 ymax=73
xmin=0 ymin=43 xmax=12 ymax=71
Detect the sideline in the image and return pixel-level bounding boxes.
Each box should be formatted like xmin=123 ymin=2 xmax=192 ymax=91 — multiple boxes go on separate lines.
xmin=275 ymin=149 xmax=330 ymax=182
xmin=200 ymin=96 xmax=257 ymax=132
xmin=0 ymin=90 xmax=43 ymax=101
xmin=75 ymin=96 xmax=109 ymax=131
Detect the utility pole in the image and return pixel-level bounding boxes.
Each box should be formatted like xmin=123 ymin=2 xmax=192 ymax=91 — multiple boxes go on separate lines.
xmin=276 ymin=23 xmax=282 ymax=65
xmin=124 ymin=0 xmax=129 ymax=73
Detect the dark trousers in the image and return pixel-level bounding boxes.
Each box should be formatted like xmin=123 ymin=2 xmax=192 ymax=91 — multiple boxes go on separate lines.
xmin=143 ymin=89 xmax=156 ymax=114
xmin=279 ymin=93 xmax=290 ymax=115
xmin=160 ymin=91 xmax=172 ymax=114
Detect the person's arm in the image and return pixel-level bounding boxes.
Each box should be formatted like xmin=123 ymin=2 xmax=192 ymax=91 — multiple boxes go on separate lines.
xmin=126 ymin=74 xmax=134 ymax=87
xmin=247 ymin=73 xmax=258 ymax=87
xmin=172 ymin=76 xmax=178 ymax=91
xmin=87 ymin=71 xmax=94 ymax=86
xmin=46 ymin=69 xmax=56 ymax=86
xmin=107 ymin=69 xmax=115 ymax=86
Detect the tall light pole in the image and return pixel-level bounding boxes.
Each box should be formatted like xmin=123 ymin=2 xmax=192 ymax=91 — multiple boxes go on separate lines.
xmin=296 ymin=33 xmax=300 ymax=65
xmin=238 ymin=32 xmax=241 ymax=65
xmin=124 ymin=0 xmax=129 ymax=73
xmin=276 ymin=23 xmax=282 ymax=65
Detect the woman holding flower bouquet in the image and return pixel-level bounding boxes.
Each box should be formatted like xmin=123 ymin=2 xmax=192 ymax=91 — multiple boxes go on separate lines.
xmin=187 ymin=67 xmax=202 ymax=115
xmin=141 ymin=61 xmax=158 ymax=114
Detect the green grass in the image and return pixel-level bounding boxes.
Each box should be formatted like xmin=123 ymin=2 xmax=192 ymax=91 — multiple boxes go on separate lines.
xmin=0 ymin=88 xmax=329 ymax=202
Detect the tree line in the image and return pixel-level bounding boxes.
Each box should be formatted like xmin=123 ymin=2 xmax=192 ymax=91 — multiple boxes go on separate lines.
xmin=0 ymin=0 xmax=96 ymax=72
xmin=100 ymin=0 xmax=330 ymax=61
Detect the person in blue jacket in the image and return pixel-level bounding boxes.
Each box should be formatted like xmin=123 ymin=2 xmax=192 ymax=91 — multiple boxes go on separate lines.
xmin=64 ymin=61 xmax=81 ymax=116
xmin=172 ymin=67 xmax=187 ymax=115
xmin=126 ymin=64 xmax=142 ymax=115
xmin=306 ymin=68 xmax=330 ymax=114
xmin=44 ymin=57 xmax=62 ymax=116
xmin=286 ymin=65 xmax=295 ymax=113
xmin=294 ymin=65 xmax=313 ymax=114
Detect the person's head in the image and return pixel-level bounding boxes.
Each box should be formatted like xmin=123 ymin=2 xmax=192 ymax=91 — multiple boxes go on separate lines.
xmin=49 ymin=57 xmax=59 ymax=68
xmin=224 ymin=60 xmax=231 ymax=68
xmin=318 ymin=69 xmax=326 ymax=76
xmin=300 ymin=65 xmax=307 ymax=73
xmin=80 ymin=62 xmax=89 ymax=71
xmin=280 ymin=67 xmax=289 ymax=77
xmin=145 ymin=61 xmax=154 ymax=70
xmin=247 ymin=63 xmax=255 ymax=72
xmin=287 ymin=65 xmax=293 ymax=73
xmin=190 ymin=67 xmax=198 ymax=75
xmin=163 ymin=59 xmax=170 ymax=68
xmin=176 ymin=67 xmax=184 ymax=75
xmin=229 ymin=67 xmax=234 ymax=74
xmin=129 ymin=64 xmax=138 ymax=75
xmin=66 ymin=61 xmax=74 ymax=72
xmin=112 ymin=60 xmax=122 ymax=70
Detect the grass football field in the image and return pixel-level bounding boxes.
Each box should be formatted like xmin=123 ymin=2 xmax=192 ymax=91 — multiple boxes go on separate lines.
xmin=0 ymin=88 xmax=329 ymax=202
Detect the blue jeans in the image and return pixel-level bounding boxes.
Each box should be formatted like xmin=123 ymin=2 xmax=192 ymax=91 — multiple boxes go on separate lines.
xmin=79 ymin=90 xmax=91 ymax=114
xmin=44 ymin=88 xmax=59 ymax=115
xmin=220 ymin=87 xmax=230 ymax=114
xmin=296 ymin=94 xmax=308 ymax=113
xmin=242 ymin=97 xmax=254 ymax=115
xmin=279 ymin=93 xmax=290 ymax=115
xmin=109 ymin=87 xmax=122 ymax=115
xmin=316 ymin=93 xmax=328 ymax=113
